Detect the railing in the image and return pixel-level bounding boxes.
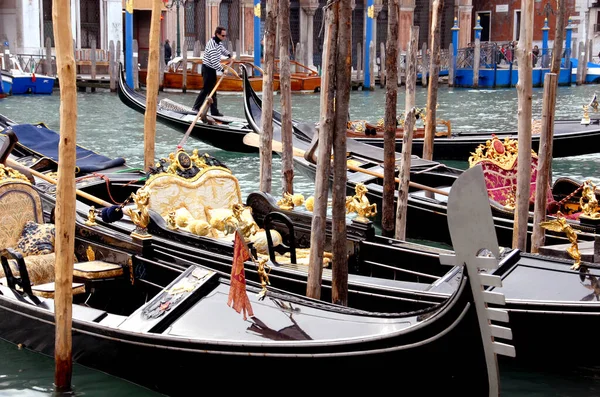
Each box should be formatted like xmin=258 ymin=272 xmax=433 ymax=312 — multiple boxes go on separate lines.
xmin=12 ymin=53 xmax=55 ymax=76
xmin=456 ymin=44 xmax=556 ymax=70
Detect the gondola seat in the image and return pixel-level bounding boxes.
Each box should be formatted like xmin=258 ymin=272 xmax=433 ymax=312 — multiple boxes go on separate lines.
xmin=0 ymin=175 xmax=85 ymax=299
xmin=141 ymin=165 xmax=259 ymax=241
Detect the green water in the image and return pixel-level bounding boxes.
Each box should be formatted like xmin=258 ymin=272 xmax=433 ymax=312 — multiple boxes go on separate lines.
xmin=1 ymin=83 xmax=600 ymax=395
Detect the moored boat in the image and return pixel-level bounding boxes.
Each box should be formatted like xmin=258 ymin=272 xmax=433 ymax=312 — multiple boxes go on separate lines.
xmin=5 ymin=56 xmax=54 ymax=95
xmin=117 ymin=63 xmax=256 ymax=153
xmin=0 ymin=150 xmax=514 ymax=394
xmin=139 ymin=57 xmax=279 ymax=93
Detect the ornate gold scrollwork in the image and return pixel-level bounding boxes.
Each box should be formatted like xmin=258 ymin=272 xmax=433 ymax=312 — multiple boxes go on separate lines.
xmin=166 ymin=211 xmax=178 ymax=230
xmin=540 ymin=211 xmax=581 ymax=270
xmin=346 ymin=183 xmax=377 ymax=223
xmin=468 ymin=134 xmax=537 ymax=170
xmin=579 ymin=180 xmax=600 ymax=219
xmin=0 ymin=164 xmax=29 ymax=183
xmin=277 ymin=192 xmax=305 ymax=211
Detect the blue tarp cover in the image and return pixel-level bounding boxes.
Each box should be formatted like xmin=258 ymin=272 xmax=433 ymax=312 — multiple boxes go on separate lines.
xmin=8 ymin=123 xmax=126 ymax=174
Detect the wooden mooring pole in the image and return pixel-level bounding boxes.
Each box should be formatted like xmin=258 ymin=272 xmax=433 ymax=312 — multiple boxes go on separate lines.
xmin=331 ymin=0 xmax=352 ymax=306
xmin=182 ymin=40 xmax=188 ymax=93
xmin=52 ymin=0 xmax=77 ymax=391
xmin=395 ymin=26 xmax=419 ymax=241
xmin=513 ymin=0 xmax=534 ymax=251
xmin=382 ymin=0 xmax=399 ymax=237
xmin=259 ymin=0 xmax=278 ymax=193
xmin=278 ymin=0 xmax=294 ymax=194
xmin=133 ymin=39 xmax=139 ymax=90
xmin=423 ymin=0 xmax=443 ymax=160
xmin=531 ymin=73 xmax=557 ymax=253
xmin=109 ymin=40 xmax=116 ymax=91
xmin=307 ymin=0 xmax=338 ymax=300
xmin=142 ymin=0 xmax=161 ymax=172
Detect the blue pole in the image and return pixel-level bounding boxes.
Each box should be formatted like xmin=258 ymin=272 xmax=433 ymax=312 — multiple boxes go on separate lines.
xmin=253 ymin=0 xmax=261 ymax=74
xmin=565 ymin=16 xmax=573 ymax=85
xmin=451 ymin=17 xmax=459 ymax=86
xmin=364 ymin=0 xmax=374 ymax=90
xmin=541 ymin=18 xmax=549 ymax=84
xmin=125 ymin=0 xmax=134 ymax=87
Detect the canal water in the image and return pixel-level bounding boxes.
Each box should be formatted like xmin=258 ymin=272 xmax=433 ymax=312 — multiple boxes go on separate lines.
xmin=1 ymin=83 xmax=600 ymax=395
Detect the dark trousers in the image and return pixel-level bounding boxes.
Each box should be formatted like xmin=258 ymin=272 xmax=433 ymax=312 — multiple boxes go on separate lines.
xmin=193 ymin=64 xmax=219 ymax=114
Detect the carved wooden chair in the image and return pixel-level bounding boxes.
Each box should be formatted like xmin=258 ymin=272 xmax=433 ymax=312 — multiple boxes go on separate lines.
xmin=0 ymin=174 xmax=85 ymax=302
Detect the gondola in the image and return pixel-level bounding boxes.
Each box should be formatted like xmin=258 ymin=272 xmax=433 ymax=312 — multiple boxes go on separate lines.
xmin=0 ymin=141 xmax=513 ymax=394
xmin=117 ymin=63 xmax=256 ymax=153
xmin=2 ymin=113 xmax=598 ymax=368
xmin=241 ymin=66 xmax=600 ymax=249
xmin=348 ymin=116 xmax=600 ymax=160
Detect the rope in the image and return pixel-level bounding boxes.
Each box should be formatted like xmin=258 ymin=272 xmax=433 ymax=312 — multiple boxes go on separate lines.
xmin=556 ymin=183 xmax=583 ymax=209
xmin=74 ymin=172 xmax=143 ymax=206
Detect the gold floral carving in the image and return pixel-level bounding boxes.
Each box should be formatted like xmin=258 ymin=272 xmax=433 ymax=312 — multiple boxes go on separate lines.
xmin=277 ymin=192 xmax=305 ymax=211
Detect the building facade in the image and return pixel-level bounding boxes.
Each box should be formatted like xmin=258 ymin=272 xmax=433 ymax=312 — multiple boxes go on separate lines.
xmin=0 ymin=0 xmax=596 ymax=72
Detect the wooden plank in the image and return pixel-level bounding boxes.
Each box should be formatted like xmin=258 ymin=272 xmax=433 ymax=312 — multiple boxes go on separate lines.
xmin=109 ymin=40 xmax=116 ymax=91
xmin=90 ymin=39 xmax=97 ymax=79
xmin=45 ymin=37 xmax=53 ymax=76
xmin=182 ymin=40 xmax=187 ymax=93
xmin=133 ymin=39 xmax=139 ymax=90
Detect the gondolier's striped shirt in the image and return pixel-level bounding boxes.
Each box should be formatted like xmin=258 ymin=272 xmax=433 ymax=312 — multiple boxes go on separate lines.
xmin=202 ymin=37 xmax=231 ymax=72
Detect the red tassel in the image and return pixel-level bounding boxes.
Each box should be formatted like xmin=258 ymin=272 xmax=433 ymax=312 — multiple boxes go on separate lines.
xmin=31 ymin=73 xmax=36 ymax=82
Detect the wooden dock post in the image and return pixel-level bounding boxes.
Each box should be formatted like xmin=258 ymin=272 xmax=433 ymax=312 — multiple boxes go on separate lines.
xmin=259 ymin=0 xmax=278 ymax=194
xmin=382 ymin=0 xmax=399 ymax=236
xmin=52 ymin=0 xmax=78 ymax=391
xmin=235 ymin=39 xmax=241 ymax=61
xmin=513 ymin=0 xmax=533 ymax=251
xmin=582 ymin=41 xmax=589 ymax=83
xmin=577 ymin=41 xmax=584 ymax=85
xmin=397 ymin=51 xmax=403 ymax=86
xmin=395 ymin=26 xmax=419 ymax=240
xmin=116 ymin=40 xmax=121 ymax=72
xmin=531 ymin=73 xmax=557 ymax=253
xmin=45 ymin=37 xmax=52 ymax=76
xmin=90 ymin=39 xmax=97 ymax=80
xmin=279 ymin=0 xmax=294 ymax=194
xmin=307 ymin=0 xmax=338 ymax=300
xmin=473 ymin=16 xmax=482 ymax=88
xmin=181 ymin=40 xmax=187 ymax=93
xmin=133 ymin=39 xmax=139 ymax=90
xmin=109 ymin=40 xmax=116 ymax=91
xmin=193 ymin=40 xmax=201 ymax=57
xmin=423 ymin=0 xmax=443 ymax=161
xmin=448 ymin=43 xmax=455 ymax=87
xmin=143 ymin=0 xmax=162 ymax=172
xmin=421 ymin=43 xmax=427 ymax=87
xmin=331 ymin=0 xmax=352 ymax=306
xmin=368 ymin=41 xmax=375 ymax=90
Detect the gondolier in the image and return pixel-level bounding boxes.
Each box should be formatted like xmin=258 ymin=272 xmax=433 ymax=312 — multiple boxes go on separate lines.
xmin=192 ymin=26 xmax=231 ymax=116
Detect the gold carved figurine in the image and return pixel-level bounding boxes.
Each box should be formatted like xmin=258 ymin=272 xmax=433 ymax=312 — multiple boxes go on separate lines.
xmin=579 ymin=180 xmax=600 ymax=219
xmin=581 ymin=105 xmax=591 ymax=125
xmin=128 ymin=188 xmax=151 ymax=239
xmin=85 ymin=206 xmax=97 ymax=226
xmin=257 ymin=257 xmax=271 ymax=300
xmin=86 ymin=245 xmax=96 ymax=262
xmin=232 ymin=203 xmax=259 ymax=239
xmin=277 ymin=192 xmax=305 ymax=211
xmin=540 ymin=211 xmax=581 ymax=270
xmin=345 ymin=183 xmax=377 ymax=223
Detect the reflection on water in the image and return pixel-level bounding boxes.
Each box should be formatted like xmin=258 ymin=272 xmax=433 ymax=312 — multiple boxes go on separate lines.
xmin=1 ymin=83 xmax=600 ymax=394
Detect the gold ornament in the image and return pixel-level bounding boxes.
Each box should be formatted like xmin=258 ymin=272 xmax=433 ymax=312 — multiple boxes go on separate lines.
xmin=579 ymin=180 xmax=600 ymax=218
xmin=345 ymin=183 xmax=377 ymax=223
xmin=540 ymin=211 xmax=581 ymax=270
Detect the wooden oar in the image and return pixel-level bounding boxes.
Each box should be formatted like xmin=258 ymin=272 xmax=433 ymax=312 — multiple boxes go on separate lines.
xmin=7 ymin=158 xmax=113 ymax=208
xmin=178 ymin=59 xmax=235 ymax=148
xmin=242 ymin=132 xmax=450 ymax=197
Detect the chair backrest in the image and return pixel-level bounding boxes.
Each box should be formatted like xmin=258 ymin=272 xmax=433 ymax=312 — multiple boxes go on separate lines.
xmin=0 ymin=178 xmax=43 ymax=250
xmin=144 ymin=167 xmax=243 ymax=222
